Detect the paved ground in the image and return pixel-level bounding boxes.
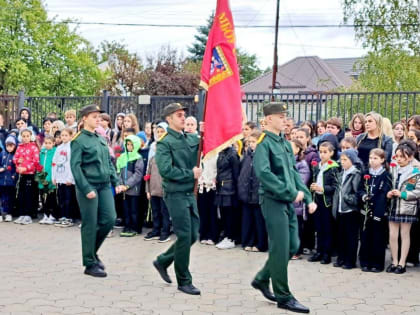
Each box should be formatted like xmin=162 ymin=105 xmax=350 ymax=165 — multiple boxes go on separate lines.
xmin=0 ymin=223 xmax=420 ymax=315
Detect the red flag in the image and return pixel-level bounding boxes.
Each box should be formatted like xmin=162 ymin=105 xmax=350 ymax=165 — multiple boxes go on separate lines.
xmin=200 ymin=0 xmax=243 ymax=159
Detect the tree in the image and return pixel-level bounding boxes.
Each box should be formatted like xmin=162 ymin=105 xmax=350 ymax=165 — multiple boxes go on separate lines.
xmin=143 ymin=46 xmax=200 ymax=95
xmin=187 ymin=13 xmax=214 ymax=62
xmin=0 ymin=0 xmax=104 ymax=96
xmin=343 ymin=0 xmax=419 ymax=54
xmin=101 ymin=44 xmax=200 ymax=96
xmin=342 ymin=0 xmax=420 ymax=92
xmin=237 ymin=49 xmax=263 ymax=85
xmin=96 ymin=40 xmax=130 ymax=64
xmin=188 ymin=13 xmax=263 ymax=84
xmin=101 ymin=51 xmax=146 ymax=96
xmin=347 ymin=51 xmax=420 ymax=92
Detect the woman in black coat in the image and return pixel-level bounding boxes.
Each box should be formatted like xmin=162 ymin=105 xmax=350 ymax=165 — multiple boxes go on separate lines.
xmin=238 ymin=146 xmax=268 ymax=252
xmin=356 ymin=112 xmax=393 ymax=170
xmin=214 ymin=146 xmax=240 ymax=249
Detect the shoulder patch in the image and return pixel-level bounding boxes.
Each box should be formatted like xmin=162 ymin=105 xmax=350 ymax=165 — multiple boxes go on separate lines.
xmin=158 ymin=132 xmax=168 ymax=142
xmin=257 ymin=133 xmax=266 ymax=144
xmin=72 ymin=131 xmax=81 ymax=141
xmin=236 ymin=140 xmax=243 ymax=157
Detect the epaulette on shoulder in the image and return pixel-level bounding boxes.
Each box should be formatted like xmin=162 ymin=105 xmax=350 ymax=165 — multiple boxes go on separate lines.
xmin=236 ymin=140 xmax=243 ymax=158
xmin=72 ymin=131 xmax=81 ymax=141
xmin=257 ymin=132 xmax=266 ymax=144
xmin=158 ymin=132 xmax=168 ymax=142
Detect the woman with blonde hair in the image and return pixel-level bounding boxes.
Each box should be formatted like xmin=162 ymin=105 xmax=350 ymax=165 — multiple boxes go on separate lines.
xmin=382 ymin=117 xmax=393 ymax=137
xmin=356 ymin=112 xmax=393 ymax=169
xmin=50 ymin=120 xmax=65 ymax=137
xmin=348 ymin=113 xmax=365 ymax=138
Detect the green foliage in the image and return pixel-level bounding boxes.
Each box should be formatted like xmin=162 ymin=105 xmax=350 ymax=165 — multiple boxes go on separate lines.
xmin=237 ymin=49 xmax=263 ymax=85
xmin=187 ymin=13 xmax=214 ymax=62
xmin=342 ymin=0 xmax=420 ymax=94
xmin=96 ymin=40 xmax=130 ymax=64
xmin=356 ymin=51 xmax=420 ymax=92
xmin=343 ymin=0 xmax=419 ymax=54
xmin=0 ymin=0 xmax=104 ymax=96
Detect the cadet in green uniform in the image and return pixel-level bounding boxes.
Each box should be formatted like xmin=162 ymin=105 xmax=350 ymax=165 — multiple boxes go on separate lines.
xmin=152 ymin=103 xmax=202 ymax=295
xmin=251 ymin=102 xmax=317 ymax=313
xmin=71 ymin=105 xmax=125 ymax=278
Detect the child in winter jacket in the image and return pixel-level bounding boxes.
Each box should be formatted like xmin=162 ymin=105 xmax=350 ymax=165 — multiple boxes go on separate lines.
xmin=386 ymin=140 xmax=420 ymax=274
xmin=116 ymin=135 xmax=144 ymax=237
xmin=144 ymin=123 xmax=171 ymax=242
xmin=291 ymin=139 xmax=311 ymax=259
xmin=0 ymin=136 xmax=18 ymax=222
xmin=333 ymin=149 xmax=362 ymax=269
xmin=13 ymin=128 xmax=40 ymax=225
xmin=238 ymin=131 xmax=268 ymax=252
xmin=38 ymin=135 xmax=58 ymax=224
xmin=52 ymin=128 xmax=77 ymax=226
xmin=358 ymin=148 xmax=392 ymax=272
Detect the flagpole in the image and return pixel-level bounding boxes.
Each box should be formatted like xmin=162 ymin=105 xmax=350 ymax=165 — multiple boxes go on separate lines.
xmin=193 ymin=90 xmax=208 ymax=197
xmin=271 ymin=0 xmax=280 ymax=101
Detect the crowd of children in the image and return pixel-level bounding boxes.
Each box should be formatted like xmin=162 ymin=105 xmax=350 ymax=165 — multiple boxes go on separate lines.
xmin=0 ymin=107 xmax=419 ymax=275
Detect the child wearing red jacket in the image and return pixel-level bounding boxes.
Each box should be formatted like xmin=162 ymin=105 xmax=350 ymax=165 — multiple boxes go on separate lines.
xmin=13 ymin=128 xmax=40 ymax=225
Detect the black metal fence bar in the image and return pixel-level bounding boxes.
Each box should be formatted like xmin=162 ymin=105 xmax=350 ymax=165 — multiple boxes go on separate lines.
xmin=243 ymin=92 xmax=420 ymax=125
xmin=2 ymin=91 xmax=419 ymax=132
xmin=24 ymin=96 xmax=102 ymax=127
xmin=0 ymin=95 xmax=19 ymax=129
xmin=108 ymin=95 xmax=198 ymax=129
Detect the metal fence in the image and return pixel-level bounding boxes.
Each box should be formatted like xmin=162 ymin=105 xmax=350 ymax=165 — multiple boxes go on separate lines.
xmin=107 ymin=95 xmax=198 ymax=129
xmin=0 ymin=92 xmax=197 ymax=130
xmin=25 ymin=96 xmax=102 ymax=128
xmin=0 ymin=95 xmax=19 ymax=129
xmin=1 ymin=91 xmax=419 ymax=131
xmin=244 ymin=92 xmax=419 ymax=125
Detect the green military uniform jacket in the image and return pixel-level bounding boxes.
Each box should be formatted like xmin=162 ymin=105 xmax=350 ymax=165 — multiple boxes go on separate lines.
xmin=155 ymin=127 xmax=199 ymax=193
xmin=253 ymin=131 xmax=312 ymax=204
xmin=70 ymin=129 xmax=119 ymax=195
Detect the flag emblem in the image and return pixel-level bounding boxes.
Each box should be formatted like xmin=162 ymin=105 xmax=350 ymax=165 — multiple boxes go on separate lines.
xmin=209 ymin=46 xmax=233 ymax=87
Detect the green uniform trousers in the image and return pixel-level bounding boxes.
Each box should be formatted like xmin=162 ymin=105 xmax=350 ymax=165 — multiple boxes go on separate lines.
xmin=157 ymin=192 xmax=199 ymax=286
xmin=76 ymin=184 xmax=117 ymax=268
xmin=254 ymin=196 xmax=299 ymax=303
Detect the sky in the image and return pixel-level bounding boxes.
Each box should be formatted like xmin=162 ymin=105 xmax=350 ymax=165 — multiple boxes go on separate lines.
xmin=44 ymin=0 xmax=367 ymax=69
